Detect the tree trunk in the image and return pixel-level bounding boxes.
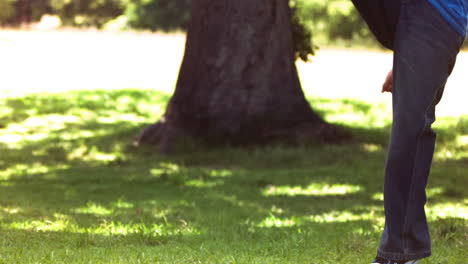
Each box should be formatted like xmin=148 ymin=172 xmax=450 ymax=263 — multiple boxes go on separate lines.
xmin=18 ymin=0 xmax=31 ymax=26
xmin=137 ymin=0 xmax=348 ymax=152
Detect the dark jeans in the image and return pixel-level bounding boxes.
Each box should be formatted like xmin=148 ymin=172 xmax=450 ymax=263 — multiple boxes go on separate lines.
xmin=351 ymin=0 xmax=401 ymax=50
xmin=377 ymin=0 xmax=464 ymax=261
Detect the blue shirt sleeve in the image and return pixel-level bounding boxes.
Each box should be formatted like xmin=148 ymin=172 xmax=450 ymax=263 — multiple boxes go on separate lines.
xmin=426 ymin=0 xmax=468 ymax=38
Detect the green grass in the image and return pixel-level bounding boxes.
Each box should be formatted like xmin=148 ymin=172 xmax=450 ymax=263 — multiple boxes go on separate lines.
xmin=0 ymin=89 xmax=466 ymax=263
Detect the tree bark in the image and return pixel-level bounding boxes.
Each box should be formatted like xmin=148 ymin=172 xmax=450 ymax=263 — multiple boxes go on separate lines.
xmin=137 ymin=0 xmax=349 ymax=151
xmin=18 ymin=0 xmax=31 ymax=26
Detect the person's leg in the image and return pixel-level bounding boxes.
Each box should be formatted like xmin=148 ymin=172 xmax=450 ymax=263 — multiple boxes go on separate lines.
xmin=377 ymin=0 xmax=464 ymax=261
xmin=351 ymin=0 xmax=400 ymax=50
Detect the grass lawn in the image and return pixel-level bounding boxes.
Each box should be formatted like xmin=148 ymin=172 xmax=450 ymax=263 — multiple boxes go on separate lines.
xmin=0 ymin=89 xmax=466 ymax=264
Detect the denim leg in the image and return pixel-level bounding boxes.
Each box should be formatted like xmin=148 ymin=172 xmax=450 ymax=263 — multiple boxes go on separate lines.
xmin=377 ymin=0 xmax=463 ymax=261
xmin=351 ymin=0 xmax=400 ymax=49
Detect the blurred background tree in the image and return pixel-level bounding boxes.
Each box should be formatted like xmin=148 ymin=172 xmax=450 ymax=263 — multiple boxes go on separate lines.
xmin=0 ymin=0 xmax=16 ymax=25
xmin=124 ymin=0 xmax=191 ymax=31
xmin=49 ymin=0 xmax=126 ymax=27
xmin=296 ymin=0 xmax=372 ymax=45
xmin=0 ymin=0 xmax=376 ymax=47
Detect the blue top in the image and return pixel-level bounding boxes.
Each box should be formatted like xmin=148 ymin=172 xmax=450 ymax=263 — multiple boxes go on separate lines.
xmin=427 ymin=0 xmax=468 ymax=37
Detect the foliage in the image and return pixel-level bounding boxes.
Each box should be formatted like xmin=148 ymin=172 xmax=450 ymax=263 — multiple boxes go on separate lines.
xmin=49 ymin=0 xmax=127 ymax=27
xmin=124 ymin=0 xmax=191 ymax=31
xmin=0 ymin=88 xmax=466 ymax=263
xmin=0 ymin=0 xmax=16 ymax=24
xmin=0 ymin=0 xmax=127 ymax=27
xmin=30 ymin=0 xmax=52 ymax=21
xmin=296 ymin=0 xmax=373 ymax=44
xmin=0 ymin=0 xmax=376 ymax=47
xmin=291 ymin=1 xmax=316 ymax=62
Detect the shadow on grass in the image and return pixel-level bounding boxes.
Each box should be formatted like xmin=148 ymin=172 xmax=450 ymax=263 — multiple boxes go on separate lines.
xmin=0 ymin=89 xmax=466 ymax=261
xmin=0 ymin=89 xmax=172 ymax=126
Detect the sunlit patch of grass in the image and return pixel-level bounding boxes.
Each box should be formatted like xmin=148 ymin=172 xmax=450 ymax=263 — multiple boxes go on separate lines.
xmin=361 ymin=143 xmax=382 ymax=153
xmin=307 ymin=209 xmax=383 ymax=225
xmin=209 ymin=169 xmax=233 ymax=178
xmin=112 ymin=198 xmax=135 ymax=209
xmin=427 ymin=187 xmax=445 ymax=198
xmin=258 ymin=214 xmax=299 ymax=228
xmin=262 ymin=183 xmax=362 ymax=197
xmin=434 ymin=116 xmax=468 ymax=160
xmin=67 ymin=145 xmax=122 ymax=163
xmin=426 ymin=202 xmax=468 ymax=220
xmin=371 ymin=187 xmax=446 ymax=202
xmin=7 ymin=218 xmax=200 ymax=237
xmin=313 ymin=98 xmax=392 ymax=128
xmin=1 ymin=207 xmax=22 ymax=215
xmin=0 ymin=89 xmax=466 ymax=263
xmin=0 ymin=132 xmax=49 ymax=145
xmin=185 ymin=179 xmax=224 ymax=188
xmin=258 ymin=207 xmax=384 ymax=228
xmin=0 ymin=163 xmax=69 ymax=180
xmin=73 ymin=202 xmax=114 ymax=216
xmin=9 ymin=216 xmax=71 ymax=232
xmin=97 ymin=113 xmax=147 ymax=124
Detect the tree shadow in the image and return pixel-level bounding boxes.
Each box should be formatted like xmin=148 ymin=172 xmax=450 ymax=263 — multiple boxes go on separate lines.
xmin=0 ymin=89 xmax=466 ymax=261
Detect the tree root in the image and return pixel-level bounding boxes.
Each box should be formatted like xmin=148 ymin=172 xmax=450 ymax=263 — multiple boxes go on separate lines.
xmin=135 ymin=120 xmax=352 ymax=154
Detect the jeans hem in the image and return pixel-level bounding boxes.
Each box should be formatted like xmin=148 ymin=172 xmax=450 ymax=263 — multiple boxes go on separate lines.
xmin=377 ymin=249 xmax=431 ymax=261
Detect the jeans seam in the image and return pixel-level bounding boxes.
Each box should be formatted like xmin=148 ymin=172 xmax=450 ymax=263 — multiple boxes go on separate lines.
xmin=402 ymin=83 xmax=440 ymax=253
xmin=402 ymin=134 xmax=421 ymax=254
xmin=402 ymin=77 xmax=443 ymax=254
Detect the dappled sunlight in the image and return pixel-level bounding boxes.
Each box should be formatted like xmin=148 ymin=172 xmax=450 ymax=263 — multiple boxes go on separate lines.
xmin=0 ymin=113 xmax=125 ymax=148
xmin=0 ymin=114 xmax=81 ymax=143
xmin=258 ymin=214 xmax=298 ymax=228
xmin=426 ymin=201 xmax=468 ymax=220
xmin=370 ymin=191 xmax=468 ymax=220
xmin=0 ymin=89 xmax=169 ymax=151
xmin=258 ymin=207 xmax=384 ymax=228
xmin=371 ymin=187 xmax=446 ymax=202
xmin=427 ymin=187 xmax=445 ymax=198
xmin=209 ymin=169 xmax=233 ymax=178
xmin=5 ymin=217 xmax=201 ymax=237
xmin=97 ymin=113 xmax=147 ymax=124
xmin=371 ymin=193 xmax=383 ymax=202
xmin=59 ymin=130 xmax=100 ymax=141
xmin=73 ymin=202 xmax=114 ymax=216
xmin=1 ymin=197 xmax=200 ymax=237
xmin=0 ymin=90 xmax=166 ymax=168
xmin=0 ymin=163 xmax=69 ymax=180
xmin=112 ymin=198 xmax=135 ymax=209
xmin=435 ymin=145 xmax=468 ymax=160
xmin=433 ymin=117 xmax=468 ymax=160
xmin=0 ymin=31 xmax=464 ymax=262
xmin=0 ymin=132 xmax=49 ymax=145
xmin=8 ymin=218 xmax=70 ymax=233
xmin=150 ymin=165 xmax=232 ymax=188
xmin=23 ymin=115 xmax=80 ymax=130
xmin=150 ymin=162 xmax=181 ymax=175
xmin=67 ymin=145 xmax=122 ymax=163
xmin=307 ymin=209 xmax=383 ymax=225
xmin=149 ymin=163 xmax=182 ymax=182
xmin=1 ymin=206 xmax=22 ymax=215
xmin=361 ymin=143 xmax=382 ymax=153
xmin=139 ymin=199 xmax=180 ymax=219
xmin=435 ymin=135 xmax=468 ymax=160
xmin=0 ymin=69 xmax=465 ymax=262
xmin=185 ymin=179 xmax=224 ymax=188
xmin=458 ymin=135 xmax=468 ymax=145
xmin=262 ymin=183 xmax=362 ymax=197
xmin=313 ymin=98 xmax=392 ymax=128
